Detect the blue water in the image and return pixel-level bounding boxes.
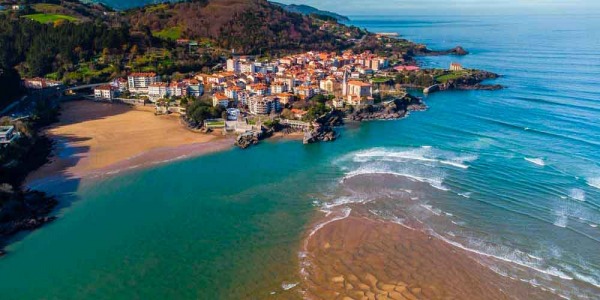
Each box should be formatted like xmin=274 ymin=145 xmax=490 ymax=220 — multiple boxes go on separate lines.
xmin=1 ymin=12 xmax=600 ymax=299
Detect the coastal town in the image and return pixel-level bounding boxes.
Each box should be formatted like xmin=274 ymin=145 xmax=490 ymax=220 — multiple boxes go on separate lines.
xmin=15 ymin=50 xmax=485 ymax=149
xmin=8 ymin=42 xmax=502 ymax=153
xmin=0 ymin=0 xmax=502 ymax=259
xmin=91 ymin=50 xmax=390 ymax=136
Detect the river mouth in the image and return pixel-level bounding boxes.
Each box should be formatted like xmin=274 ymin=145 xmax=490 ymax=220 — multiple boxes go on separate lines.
xmin=300 ymin=172 xmax=599 ymax=299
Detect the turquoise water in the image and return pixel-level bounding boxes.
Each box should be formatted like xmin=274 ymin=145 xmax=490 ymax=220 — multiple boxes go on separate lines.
xmin=2 ymin=13 xmax=600 ymax=299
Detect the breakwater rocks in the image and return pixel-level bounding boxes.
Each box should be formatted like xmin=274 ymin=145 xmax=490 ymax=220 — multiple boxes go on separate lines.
xmin=0 ymin=190 xmax=58 ymax=255
xmin=303 ymin=127 xmax=337 ymax=144
xmin=234 ymin=126 xmax=274 ymax=149
xmin=349 ymin=94 xmax=426 ymax=122
xmin=303 ymin=110 xmax=344 ymax=144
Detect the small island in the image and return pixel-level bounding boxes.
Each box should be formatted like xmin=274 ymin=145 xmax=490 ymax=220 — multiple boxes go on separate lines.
xmin=0 ymin=0 xmax=502 ymax=254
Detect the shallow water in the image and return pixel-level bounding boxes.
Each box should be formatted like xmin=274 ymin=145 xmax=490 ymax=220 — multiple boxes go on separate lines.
xmin=1 ymin=12 xmax=600 ymax=299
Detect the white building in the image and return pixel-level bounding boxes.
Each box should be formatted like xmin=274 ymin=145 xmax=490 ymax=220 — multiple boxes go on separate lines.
xmin=450 ymin=62 xmax=464 ymax=71
xmin=270 ymin=84 xmax=288 ymax=94
xmin=127 ymin=72 xmax=160 ymax=93
xmin=248 ymin=96 xmax=281 ymax=115
xmin=213 ymin=93 xmax=230 ymax=107
xmin=148 ymin=83 xmax=169 ymax=101
xmin=240 ymin=63 xmax=256 ymax=74
xmin=94 ymin=85 xmax=119 ymax=100
xmin=226 ymin=58 xmax=240 ymax=73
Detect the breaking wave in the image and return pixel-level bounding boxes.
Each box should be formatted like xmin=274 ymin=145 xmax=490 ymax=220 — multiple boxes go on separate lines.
xmin=336 ymin=146 xmax=477 ymax=192
xmin=525 ymin=157 xmax=546 ymax=166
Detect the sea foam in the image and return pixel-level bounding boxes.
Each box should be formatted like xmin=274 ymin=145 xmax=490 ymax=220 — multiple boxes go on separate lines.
xmin=568 ymin=188 xmax=586 ymax=202
xmin=525 ymin=157 xmax=545 ymax=166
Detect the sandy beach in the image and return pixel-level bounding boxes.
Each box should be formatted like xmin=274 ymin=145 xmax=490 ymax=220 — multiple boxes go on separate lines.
xmin=301 ymin=214 xmax=563 ymax=300
xmin=27 ymin=100 xmax=233 ymax=185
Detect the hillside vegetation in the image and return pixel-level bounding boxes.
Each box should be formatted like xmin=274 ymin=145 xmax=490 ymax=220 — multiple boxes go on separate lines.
xmin=126 ymin=0 xmax=352 ymax=54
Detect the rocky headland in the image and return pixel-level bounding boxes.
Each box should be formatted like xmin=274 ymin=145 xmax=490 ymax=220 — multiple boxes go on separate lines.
xmin=303 ymin=110 xmax=344 ymax=144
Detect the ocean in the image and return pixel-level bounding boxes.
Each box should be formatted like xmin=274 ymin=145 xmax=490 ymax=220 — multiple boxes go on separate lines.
xmin=1 ymin=12 xmax=600 ymax=299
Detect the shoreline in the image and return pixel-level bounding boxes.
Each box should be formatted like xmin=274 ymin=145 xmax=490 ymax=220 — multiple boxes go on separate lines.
xmin=26 ymin=100 xmax=236 ymax=190
xmin=299 ymin=213 xmax=564 ymax=300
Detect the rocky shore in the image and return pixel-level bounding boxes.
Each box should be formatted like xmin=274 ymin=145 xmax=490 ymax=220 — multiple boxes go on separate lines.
xmin=234 ymin=126 xmax=274 ymax=149
xmin=0 ymin=190 xmax=57 ymax=256
xmin=349 ymin=94 xmax=426 ymax=121
xmin=303 ymin=110 xmax=344 ymax=144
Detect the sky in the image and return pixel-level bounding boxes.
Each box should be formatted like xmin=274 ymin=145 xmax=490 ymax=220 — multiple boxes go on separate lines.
xmin=275 ymin=0 xmax=600 ymax=15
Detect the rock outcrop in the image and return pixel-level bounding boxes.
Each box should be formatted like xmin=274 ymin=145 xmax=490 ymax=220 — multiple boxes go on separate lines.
xmin=415 ymin=45 xmax=469 ymax=56
xmin=303 ymin=127 xmax=336 ymax=144
xmin=0 ymin=190 xmax=58 ymax=255
xmin=349 ymin=94 xmax=426 ymax=122
xmin=234 ymin=126 xmax=274 ymax=149
xmin=302 ymin=110 xmax=343 ymax=144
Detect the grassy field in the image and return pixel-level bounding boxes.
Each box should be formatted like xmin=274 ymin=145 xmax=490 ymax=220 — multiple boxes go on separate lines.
xmin=205 ymin=120 xmax=225 ymax=127
xmin=435 ymin=71 xmax=469 ymax=83
xmin=22 ymin=13 xmax=78 ymax=23
xmin=152 ymin=27 xmax=183 ymax=40
xmin=371 ymin=77 xmax=393 ymax=84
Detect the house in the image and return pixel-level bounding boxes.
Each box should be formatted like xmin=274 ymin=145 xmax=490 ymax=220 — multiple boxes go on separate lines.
xmin=184 ymin=79 xmax=204 ymax=97
xmin=0 ymin=126 xmax=18 ymax=145
xmin=290 ymin=108 xmax=308 ymax=119
xmin=319 ymin=77 xmax=337 ymax=94
xmin=276 ymin=92 xmax=296 ymax=105
xmin=224 ymin=86 xmax=242 ymax=101
xmin=226 ymin=58 xmax=240 ymax=73
xmin=346 ymin=95 xmax=374 ymax=106
xmin=148 ymin=82 xmax=169 ymax=101
xmin=212 ymin=93 xmax=230 ymax=107
xmin=93 ymin=85 xmax=119 ymax=100
xmin=127 ymin=72 xmax=159 ymax=93
xmin=248 ymin=96 xmax=280 ymax=115
xmin=22 ymin=78 xmax=61 ymax=89
xmin=112 ymin=78 xmax=128 ymax=92
xmin=168 ymin=81 xmax=187 ymax=98
xmin=450 ymin=62 xmax=464 ymax=71
xmin=270 ymin=83 xmax=288 ymax=94
xmin=345 ymin=81 xmax=372 ymax=98
xmin=247 ymin=83 xmax=268 ymax=96
xmin=240 ymin=63 xmax=256 ymax=74
xmin=294 ymin=85 xmax=315 ymax=100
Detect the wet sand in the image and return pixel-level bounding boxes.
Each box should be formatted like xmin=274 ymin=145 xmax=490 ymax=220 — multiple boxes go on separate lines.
xmin=27 ymin=100 xmax=234 ymax=186
xmin=301 ymin=214 xmax=561 ymax=300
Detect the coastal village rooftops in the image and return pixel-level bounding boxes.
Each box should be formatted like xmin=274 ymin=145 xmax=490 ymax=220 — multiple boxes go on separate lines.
xmin=213 ymin=93 xmax=229 ymax=100
xmin=395 ymin=65 xmax=421 ymax=72
xmin=149 ymin=82 xmax=168 ymax=87
xmin=95 ymin=84 xmax=118 ymax=91
xmin=129 ymin=72 xmax=157 ymax=77
xmin=348 ymin=80 xmax=372 ymax=87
